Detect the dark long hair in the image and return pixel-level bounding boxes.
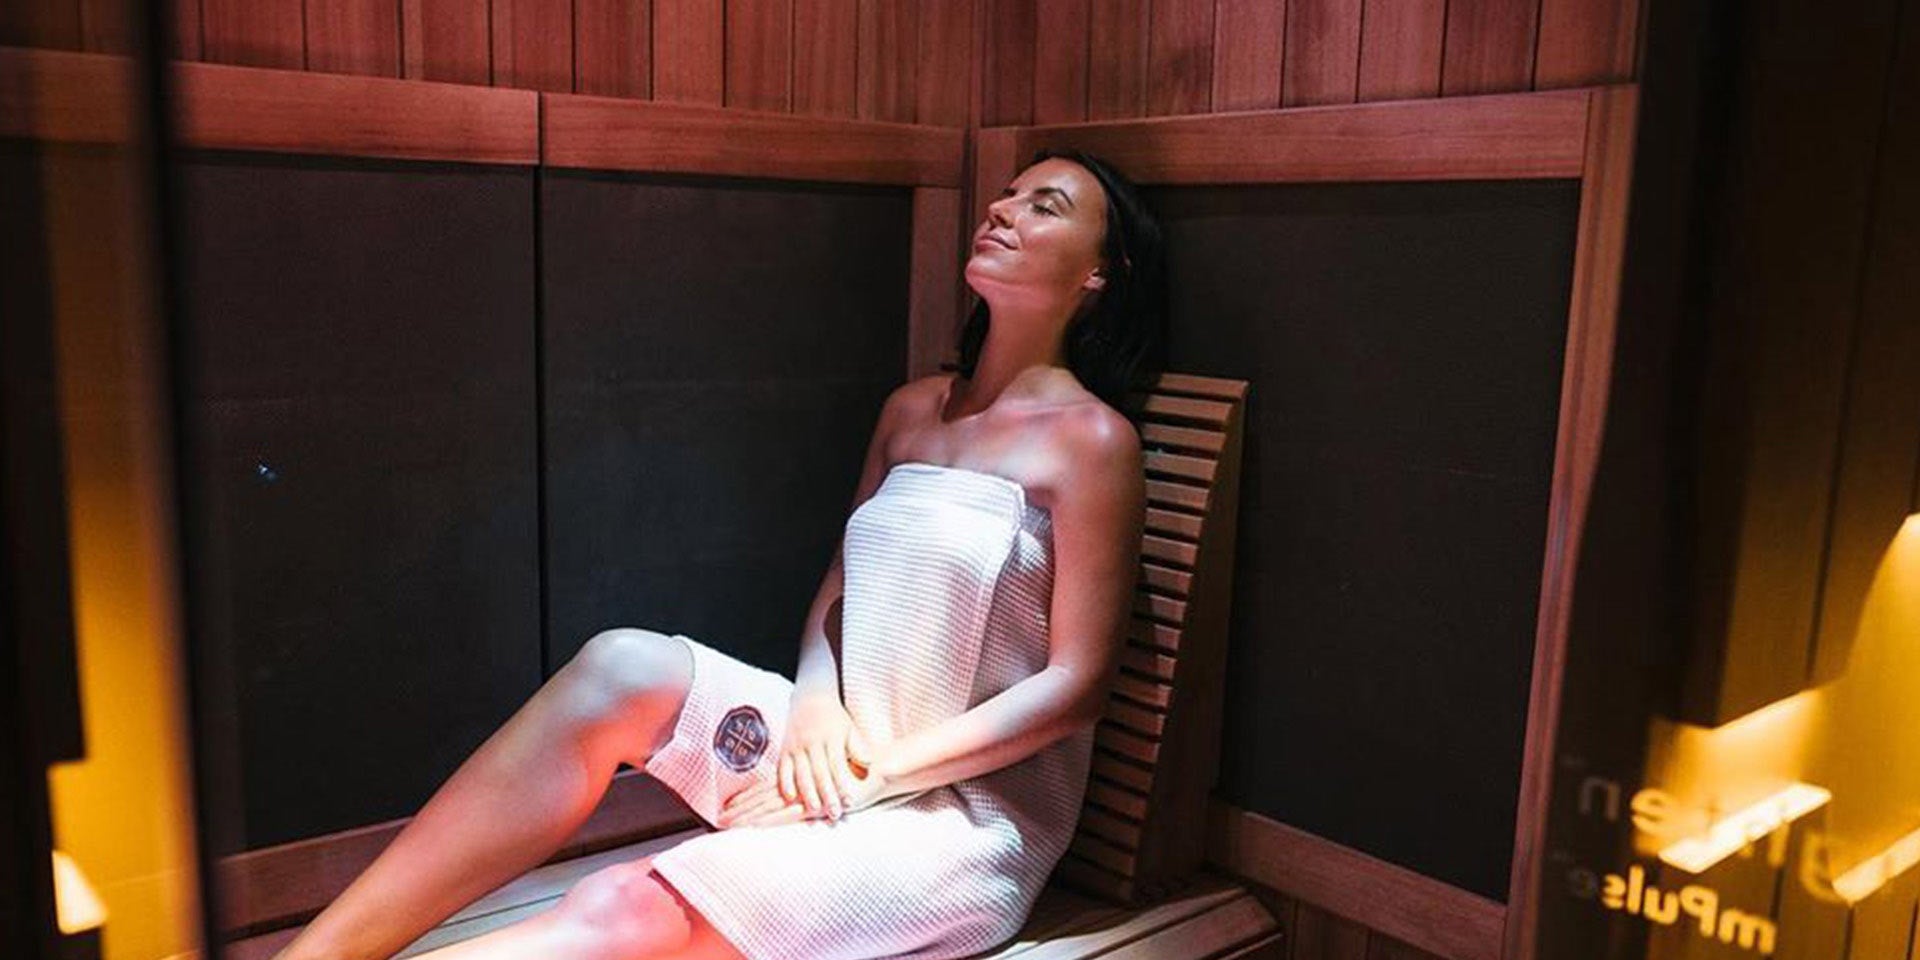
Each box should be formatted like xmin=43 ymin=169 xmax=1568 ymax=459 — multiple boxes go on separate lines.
xmin=956 ymin=148 xmax=1167 ymax=420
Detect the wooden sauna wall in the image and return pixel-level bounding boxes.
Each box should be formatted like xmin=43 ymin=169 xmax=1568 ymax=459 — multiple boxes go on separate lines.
xmin=978 ymin=0 xmax=1640 ymax=125
xmin=0 ymin=0 xmax=974 ymax=125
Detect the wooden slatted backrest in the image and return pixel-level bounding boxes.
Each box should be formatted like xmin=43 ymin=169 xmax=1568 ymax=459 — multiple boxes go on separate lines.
xmin=1054 ymin=372 xmax=1250 ymax=905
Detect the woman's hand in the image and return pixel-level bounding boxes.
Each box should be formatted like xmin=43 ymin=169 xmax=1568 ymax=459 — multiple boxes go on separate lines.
xmin=718 ymin=753 xmax=893 ymax=829
xmin=772 ymin=692 xmax=872 ymax=820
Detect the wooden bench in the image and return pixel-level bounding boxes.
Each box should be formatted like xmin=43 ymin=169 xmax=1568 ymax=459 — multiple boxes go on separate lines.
xmin=232 ymin=372 xmax=1275 ymax=960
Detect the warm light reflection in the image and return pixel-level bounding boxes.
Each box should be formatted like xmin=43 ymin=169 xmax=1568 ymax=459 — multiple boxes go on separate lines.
xmin=52 ymin=849 xmax=107 ymax=934
xmin=1658 ymin=782 xmax=1831 ymax=874
xmin=1832 ymin=822 xmax=1920 ymax=904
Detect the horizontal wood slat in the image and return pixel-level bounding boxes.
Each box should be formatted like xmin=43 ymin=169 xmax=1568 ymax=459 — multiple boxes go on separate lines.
xmin=1120 ymin=644 xmax=1177 ymax=682
xmin=0 ymin=45 xmax=133 ymax=142
xmin=1052 ymin=856 xmax=1135 ymax=903
xmin=1070 ymin=834 xmax=1139 ymax=875
xmin=1132 ymin=590 xmax=1188 ymax=623
xmin=542 ymin=91 xmax=964 ymax=185
xmin=1141 ymin=393 xmax=1234 ymax=425
xmin=1095 ymin=722 xmax=1160 ymax=765
xmin=1101 ymin=893 xmax=1278 ymax=960
xmin=1111 ymin=671 xmax=1172 ymax=709
xmin=1091 ymin=752 xmax=1155 ymax=794
xmin=1152 ymin=372 xmax=1251 ymax=400
xmin=1137 ymin=562 xmax=1193 ymax=596
xmin=1127 ymin=619 xmax=1182 ymax=652
xmin=1145 ymin=479 xmax=1210 ymax=513
xmin=1141 ymin=421 xmax=1226 ymax=454
xmin=1143 ymin=449 xmax=1217 ymax=483
xmin=1103 ymin=697 xmax=1167 ymax=738
xmin=1141 ymin=535 xmax=1198 ymax=568
xmin=1086 ymin=780 xmax=1150 ymax=821
xmin=1077 ymin=806 xmax=1146 ymax=851
xmin=1008 ymin=88 xmax=1591 ymax=183
xmin=1143 ymin=506 xmax=1203 ymax=541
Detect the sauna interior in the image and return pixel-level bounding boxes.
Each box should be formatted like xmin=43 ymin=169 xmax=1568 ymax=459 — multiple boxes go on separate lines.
xmin=5 ymin=1 xmax=1919 ymax=959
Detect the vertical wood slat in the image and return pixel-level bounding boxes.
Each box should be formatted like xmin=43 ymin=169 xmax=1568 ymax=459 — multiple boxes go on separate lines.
xmin=1535 ymin=0 xmax=1640 ymax=89
xmin=1282 ymin=0 xmax=1360 ymax=107
xmin=572 ymin=0 xmax=648 ymax=97
xmin=306 ymin=0 xmax=400 ymax=77
xmin=0 ymin=0 xmax=81 ymax=49
xmin=1086 ymin=0 xmax=1146 ymax=119
xmin=1033 ymin=0 xmax=1088 ymax=123
xmin=914 ymin=0 xmax=970 ymax=126
xmin=79 ymin=0 xmax=131 ymax=53
xmin=1440 ymin=0 xmax=1539 ymax=96
xmin=489 ymin=0 xmax=569 ymax=91
xmin=725 ymin=0 xmax=791 ymax=110
xmin=794 ymin=0 xmax=856 ymax=117
xmin=1210 ymin=0 xmax=1283 ymax=112
xmin=652 ymin=0 xmax=722 ymax=104
xmin=201 ymin=0 xmax=303 ymax=68
xmin=856 ymin=0 xmax=916 ymax=122
xmin=1146 ymin=0 xmax=1213 ymax=116
xmin=983 ymin=0 xmax=1034 ymax=125
xmin=1357 ymin=0 xmax=1444 ymax=102
xmin=172 ymin=0 xmax=204 ymax=59
xmin=404 ymin=0 xmax=488 ymax=85
xmin=1292 ymin=901 xmax=1372 ymax=959
xmin=909 ymin=187 xmax=963 ymax=379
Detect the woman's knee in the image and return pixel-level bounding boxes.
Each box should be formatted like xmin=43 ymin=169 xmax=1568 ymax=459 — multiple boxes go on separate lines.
xmin=551 ymin=859 xmax=696 ymax=959
xmin=561 ymin=629 xmax=693 ymax=731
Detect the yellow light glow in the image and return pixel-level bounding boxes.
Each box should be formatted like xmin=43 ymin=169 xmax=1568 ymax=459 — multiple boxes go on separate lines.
xmin=52 ymin=849 xmax=107 ymax=934
xmin=1658 ymin=782 xmax=1832 ymax=874
xmin=1832 ymin=823 xmax=1920 ymax=904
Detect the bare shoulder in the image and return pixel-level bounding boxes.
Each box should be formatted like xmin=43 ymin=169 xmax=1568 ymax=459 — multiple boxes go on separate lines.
xmin=1036 ymin=392 xmax=1143 ymax=504
xmin=875 ymin=373 xmax=953 ymax=432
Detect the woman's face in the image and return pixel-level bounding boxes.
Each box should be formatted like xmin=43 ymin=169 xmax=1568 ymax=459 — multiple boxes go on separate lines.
xmin=964 ymin=158 xmax=1110 ymax=314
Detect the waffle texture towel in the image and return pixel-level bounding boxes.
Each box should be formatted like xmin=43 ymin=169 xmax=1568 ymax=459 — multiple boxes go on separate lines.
xmin=644 ymin=461 xmax=1095 ymax=960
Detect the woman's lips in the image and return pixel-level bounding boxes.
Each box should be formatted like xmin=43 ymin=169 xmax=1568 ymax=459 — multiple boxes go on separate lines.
xmin=974 ymin=235 xmax=1013 ymax=250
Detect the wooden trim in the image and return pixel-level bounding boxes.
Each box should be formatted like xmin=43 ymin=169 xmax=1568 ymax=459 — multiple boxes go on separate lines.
xmin=541 ymin=91 xmax=964 ymax=186
xmin=2 ymin=47 xmax=535 ymax=163
xmin=0 ymin=46 xmax=136 ymax=143
xmin=216 ymin=769 xmax=700 ymax=937
xmin=173 ymin=57 xmax=540 ymax=163
xmin=1206 ymin=803 xmax=1505 ymax=960
xmin=995 ymin=88 xmax=1591 ymax=183
xmin=908 ymin=186 xmax=963 ymax=378
xmin=1500 ymin=83 xmax=1637 ymax=960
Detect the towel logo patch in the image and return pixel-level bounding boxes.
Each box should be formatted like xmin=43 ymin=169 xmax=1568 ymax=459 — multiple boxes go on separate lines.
xmin=713 ymin=705 xmax=770 ymax=772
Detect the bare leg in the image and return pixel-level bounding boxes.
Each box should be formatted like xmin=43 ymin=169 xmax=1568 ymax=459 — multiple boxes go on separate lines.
xmin=400 ymin=857 xmax=746 ymax=960
xmin=271 ymin=629 xmax=696 ymax=960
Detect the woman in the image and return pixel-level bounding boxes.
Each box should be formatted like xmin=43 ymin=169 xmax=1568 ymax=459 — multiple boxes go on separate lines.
xmin=272 ymin=148 xmax=1167 ymax=960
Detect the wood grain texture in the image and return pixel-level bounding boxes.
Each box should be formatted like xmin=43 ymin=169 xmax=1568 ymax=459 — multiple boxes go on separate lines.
xmin=983 ymin=0 xmax=1034 ymax=125
xmin=1033 ymin=0 xmax=1089 ymax=123
xmin=405 ymin=0 xmax=488 ymax=85
xmin=1012 ymin=88 xmax=1590 ymax=184
xmin=217 ymin=770 xmax=696 ymax=934
xmin=1535 ymin=0 xmax=1640 ymax=88
xmin=793 ymin=0 xmax=856 ymax=117
xmin=171 ymin=0 xmax=203 ymax=59
xmin=171 ymin=57 xmax=539 ymax=162
xmin=1357 ymin=0 xmax=1444 ymax=101
xmin=725 ymin=0 xmax=791 ymax=110
xmin=1210 ymin=0 xmax=1283 ymax=112
xmin=909 ymin=187 xmax=963 ymax=379
xmin=573 ymin=0 xmax=648 ymax=97
xmin=543 ymin=91 xmax=963 ymax=185
xmin=1499 ymin=83 xmax=1635 ymax=960
xmin=490 ymin=0 xmax=569 ymax=91
xmin=1440 ymin=0 xmax=1538 ymax=96
xmin=913 ymin=0 xmax=970 ymax=126
xmin=201 ymin=0 xmax=303 ymax=68
xmin=78 ymin=0 xmax=130 ymax=53
xmin=1145 ymin=0 xmax=1212 ymax=115
xmin=1209 ymin=804 xmax=1506 ymax=960
xmin=1282 ymin=0 xmax=1360 ymax=106
xmin=306 ymin=0 xmax=399 ymax=77
xmin=0 ymin=0 xmax=80 ymax=49
xmin=857 ymin=0 xmax=916 ymax=122
xmin=0 ymin=46 xmax=133 ymax=142
xmin=652 ymin=0 xmax=722 ymax=104
xmin=1290 ymin=901 xmax=1372 ymax=960
xmin=1086 ymin=0 xmax=1145 ymax=119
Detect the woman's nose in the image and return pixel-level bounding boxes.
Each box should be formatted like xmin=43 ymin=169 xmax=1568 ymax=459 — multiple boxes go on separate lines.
xmin=986 ymin=196 xmax=1017 ymax=226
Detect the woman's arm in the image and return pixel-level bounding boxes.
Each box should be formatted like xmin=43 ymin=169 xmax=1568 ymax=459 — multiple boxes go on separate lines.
xmin=865 ymin=408 xmax=1145 ymax=804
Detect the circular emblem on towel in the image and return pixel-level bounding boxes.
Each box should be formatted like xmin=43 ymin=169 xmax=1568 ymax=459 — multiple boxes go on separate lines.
xmin=713 ymin=705 xmax=770 ymax=772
